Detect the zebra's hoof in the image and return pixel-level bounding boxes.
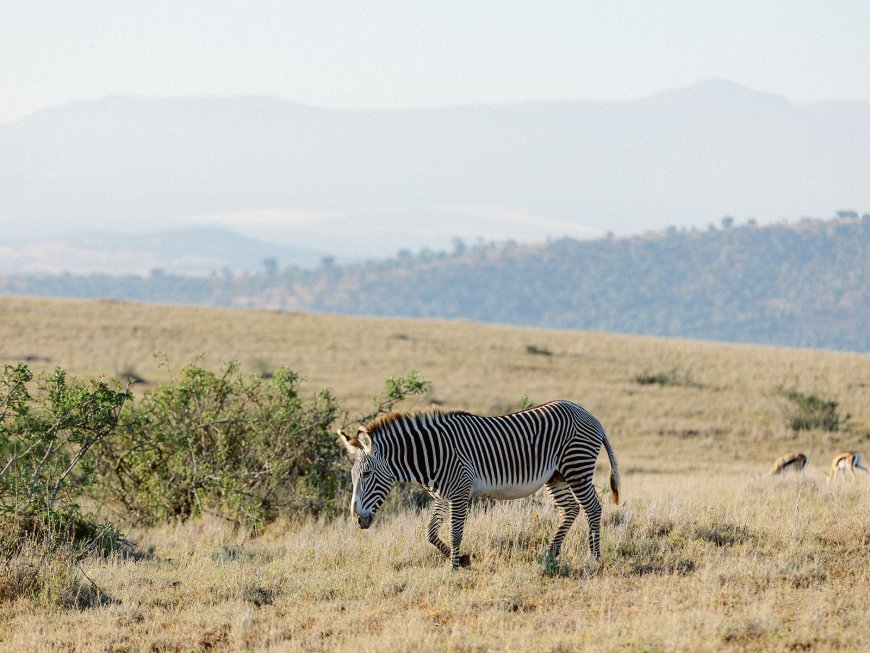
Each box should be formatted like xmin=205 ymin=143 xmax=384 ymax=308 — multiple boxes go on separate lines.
xmin=459 ymin=554 xmax=471 ymax=568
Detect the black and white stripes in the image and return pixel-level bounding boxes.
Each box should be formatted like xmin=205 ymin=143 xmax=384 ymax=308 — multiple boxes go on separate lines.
xmin=340 ymin=400 xmax=620 ymax=569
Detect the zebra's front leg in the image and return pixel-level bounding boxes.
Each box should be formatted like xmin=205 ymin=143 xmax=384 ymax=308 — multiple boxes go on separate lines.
xmin=545 ymin=479 xmax=580 ymax=558
xmin=426 ymin=499 xmax=451 ymax=559
xmin=448 ymin=496 xmax=471 ymax=569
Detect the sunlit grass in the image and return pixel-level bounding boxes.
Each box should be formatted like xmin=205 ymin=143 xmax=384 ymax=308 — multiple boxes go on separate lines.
xmin=1 ymin=474 xmax=867 ymax=652
xmin=0 ymin=295 xmax=868 ymax=651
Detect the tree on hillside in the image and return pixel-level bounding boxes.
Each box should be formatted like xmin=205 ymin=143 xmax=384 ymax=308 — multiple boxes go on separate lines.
xmin=0 ymin=218 xmax=866 ymax=351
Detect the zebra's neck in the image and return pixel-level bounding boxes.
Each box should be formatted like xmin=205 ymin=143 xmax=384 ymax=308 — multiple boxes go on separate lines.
xmin=370 ymin=411 xmax=456 ymax=486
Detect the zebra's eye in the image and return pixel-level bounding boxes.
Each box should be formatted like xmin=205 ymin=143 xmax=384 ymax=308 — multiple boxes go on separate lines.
xmin=362 ymin=470 xmax=373 ymax=478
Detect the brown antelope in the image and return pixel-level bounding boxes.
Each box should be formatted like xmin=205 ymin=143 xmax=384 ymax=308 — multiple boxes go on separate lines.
xmin=827 ymin=451 xmax=868 ymax=483
xmin=769 ymin=452 xmax=808 ymax=475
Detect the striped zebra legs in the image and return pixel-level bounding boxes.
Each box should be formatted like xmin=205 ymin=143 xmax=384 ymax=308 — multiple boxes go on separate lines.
xmin=569 ymin=478 xmax=603 ymax=559
xmin=448 ymin=495 xmax=472 ymax=569
xmin=545 ymin=478 xmax=580 ymax=558
xmin=426 ymin=499 xmax=451 ymax=558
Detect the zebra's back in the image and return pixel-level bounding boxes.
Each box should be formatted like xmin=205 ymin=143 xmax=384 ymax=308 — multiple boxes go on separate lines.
xmin=447 ymin=401 xmax=604 ymax=499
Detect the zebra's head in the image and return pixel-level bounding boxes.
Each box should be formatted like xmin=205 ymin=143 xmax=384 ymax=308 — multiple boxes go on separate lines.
xmin=338 ymin=426 xmax=394 ymax=529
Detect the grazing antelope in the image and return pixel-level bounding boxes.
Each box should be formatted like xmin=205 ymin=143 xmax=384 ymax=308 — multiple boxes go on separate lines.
xmin=827 ymin=451 xmax=869 ymax=483
xmin=339 ymin=400 xmax=619 ymax=569
xmin=769 ymin=452 xmax=808 ymax=475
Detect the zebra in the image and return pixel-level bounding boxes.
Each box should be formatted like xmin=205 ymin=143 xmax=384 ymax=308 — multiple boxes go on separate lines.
xmin=338 ymin=400 xmax=620 ymax=570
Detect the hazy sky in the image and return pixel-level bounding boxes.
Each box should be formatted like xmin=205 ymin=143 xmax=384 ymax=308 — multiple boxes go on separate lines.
xmin=3 ymin=1 xmax=869 ymax=123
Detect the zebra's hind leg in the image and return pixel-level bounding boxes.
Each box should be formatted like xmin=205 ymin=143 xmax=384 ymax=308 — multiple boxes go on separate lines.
xmin=426 ymin=499 xmax=451 ymax=559
xmin=564 ymin=476 xmax=603 ymax=559
xmin=545 ymin=478 xmax=580 ymax=558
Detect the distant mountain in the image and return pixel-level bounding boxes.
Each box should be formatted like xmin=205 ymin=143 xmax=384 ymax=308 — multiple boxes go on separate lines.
xmin=0 ymin=227 xmax=324 ymax=275
xmin=2 ymin=81 xmax=869 ymax=262
xmin=2 ymin=217 xmax=867 ymax=352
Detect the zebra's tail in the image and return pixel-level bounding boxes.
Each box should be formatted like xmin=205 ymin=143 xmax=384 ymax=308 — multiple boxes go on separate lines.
xmin=601 ymin=431 xmax=621 ymax=505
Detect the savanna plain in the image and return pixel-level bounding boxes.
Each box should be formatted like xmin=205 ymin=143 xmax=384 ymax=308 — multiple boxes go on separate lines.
xmin=1 ymin=295 xmax=868 ymax=652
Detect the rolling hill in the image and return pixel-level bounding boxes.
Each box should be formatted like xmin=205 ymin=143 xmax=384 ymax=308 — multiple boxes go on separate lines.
xmin=2 ymin=217 xmax=867 ymax=351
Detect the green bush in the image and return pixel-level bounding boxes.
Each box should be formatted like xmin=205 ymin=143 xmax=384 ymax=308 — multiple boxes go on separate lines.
xmin=1 ymin=363 xmax=126 ymax=604
xmin=0 ymin=363 xmax=127 ymax=555
xmin=354 ymin=369 xmax=432 ymax=425
xmin=94 ymin=362 xmax=342 ymax=527
xmin=775 ymin=386 xmax=842 ymax=432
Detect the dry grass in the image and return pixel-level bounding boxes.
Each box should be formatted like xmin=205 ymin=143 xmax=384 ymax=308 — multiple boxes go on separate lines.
xmin=1 ymin=295 xmax=869 ymax=651
xmin=1 ymin=474 xmax=867 ymax=652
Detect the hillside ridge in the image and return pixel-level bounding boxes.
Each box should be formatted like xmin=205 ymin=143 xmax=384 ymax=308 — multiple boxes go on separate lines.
xmin=1 ymin=216 xmax=867 ymax=352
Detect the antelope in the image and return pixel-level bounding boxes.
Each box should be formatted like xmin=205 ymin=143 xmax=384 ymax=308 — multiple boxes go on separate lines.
xmin=827 ymin=451 xmax=868 ymax=483
xmin=769 ymin=452 xmax=808 ymax=475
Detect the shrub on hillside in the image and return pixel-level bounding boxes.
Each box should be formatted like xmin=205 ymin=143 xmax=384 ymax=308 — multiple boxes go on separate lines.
xmin=94 ymin=362 xmax=342 ymax=527
xmin=0 ymin=363 xmax=127 ymax=551
xmin=775 ymin=386 xmax=843 ymax=432
xmin=1 ymin=363 xmax=127 ymax=603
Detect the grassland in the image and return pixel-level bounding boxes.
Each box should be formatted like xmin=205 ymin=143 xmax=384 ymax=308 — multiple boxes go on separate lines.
xmin=1 ymin=295 xmax=868 ymax=651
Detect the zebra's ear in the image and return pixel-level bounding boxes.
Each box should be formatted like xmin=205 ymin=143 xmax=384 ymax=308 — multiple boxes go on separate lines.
xmin=357 ymin=426 xmax=372 ymax=453
xmin=337 ymin=429 xmax=362 ymax=453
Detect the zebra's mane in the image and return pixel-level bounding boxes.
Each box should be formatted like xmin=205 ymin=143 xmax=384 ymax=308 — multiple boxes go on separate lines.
xmin=365 ymin=407 xmax=470 ymax=437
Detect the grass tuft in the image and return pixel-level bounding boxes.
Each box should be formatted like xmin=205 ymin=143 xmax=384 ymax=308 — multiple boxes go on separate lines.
xmin=634 ymin=368 xmax=702 ymax=388
xmin=525 ymin=344 xmax=553 ymax=356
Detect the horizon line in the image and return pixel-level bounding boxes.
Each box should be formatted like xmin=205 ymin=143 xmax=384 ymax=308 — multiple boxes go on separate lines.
xmin=6 ymin=78 xmax=870 ymax=126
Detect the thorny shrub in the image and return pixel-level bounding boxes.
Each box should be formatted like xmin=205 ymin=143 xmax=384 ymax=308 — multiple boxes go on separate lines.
xmin=94 ymin=362 xmax=342 ymax=528
xmin=1 ymin=363 xmax=127 ymax=602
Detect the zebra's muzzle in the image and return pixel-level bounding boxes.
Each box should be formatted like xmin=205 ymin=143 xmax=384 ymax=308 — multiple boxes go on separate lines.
xmin=356 ymin=513 xmax=373 ymax=529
